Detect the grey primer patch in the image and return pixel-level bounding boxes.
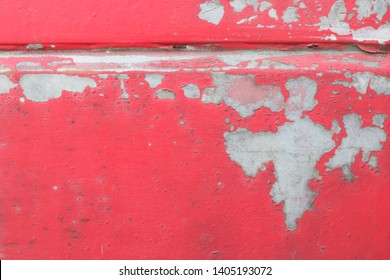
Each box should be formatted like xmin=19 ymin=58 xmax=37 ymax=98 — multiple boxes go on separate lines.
xmin=260 ymin=1 xmax=272 ymax=11
xmin=0 ymin=75 xmax=17 ymax=94
xmin=113 ymin=74 xmax=130 ymax=99
xmin=208 ymin=73 xmax=284 ymax=117
xmin=282 ymin=7 xmax=299 ymax=23
xmin=326 ymin=113 xmax=387 ymax=181
xmin=182 ymin=84 xmax=200 ymax=98
xmin=201 ymin=87 xmax=218 ymax=103
xmin=319 ymin=0 xmax=351 ymax=35
xmin=369 ymin=155 xmax=378 ymax=169
xmin=230 ymin=0 xmax=259 ymax=12
xmin=145 ymin=74 xmax=164 ymax=88
xmin=332 ymin=80 xmax=351 ymax=87
xmin=225 ymin=117 xmax=335 ymax=230
xmin=198 ymin=0 xmax=225 ymax=25
xmin=352 ymin=72 xmax=390 ymax=95
xmin=332 ymin=120 xmax=342 ymax=134
xmin=155 ymin=89 xmax=176 ymax=99
xmin=98 ymin=74 xmax=109 ymax=79
xmin=355 ymin=0 xmax=389 ymax=20
xmin=16 ymin=62 xmax=50 ymax=72
xmin=373 ymin=114 xmax=387 ymax=128
xmin=19 ymin=74 xmax=96 ymax=102
xmin=284 ymin=77 xmax=318 ymax=121
xmin=268 ymin=8 xmax=278 ymax=20
xmin=352 ymin=23 xmax=390 ymax=45
xmin=342 ymin=57 xmax=380 ymax=68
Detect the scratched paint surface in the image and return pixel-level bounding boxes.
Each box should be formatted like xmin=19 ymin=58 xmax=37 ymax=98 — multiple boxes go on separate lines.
xmin=1 ymin=48 xmax=390 ymax=259
xmin=0 ymin=0 xmax=389 ymax=50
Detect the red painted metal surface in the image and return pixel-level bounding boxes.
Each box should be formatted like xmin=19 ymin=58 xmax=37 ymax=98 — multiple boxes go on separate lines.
xmin=0 ymin=0 xmax=388 ymax=49
xmin=1 ymin=48 xmax=390 ymax=259
xmin=1 ymin=0 xmax=390 ymax=260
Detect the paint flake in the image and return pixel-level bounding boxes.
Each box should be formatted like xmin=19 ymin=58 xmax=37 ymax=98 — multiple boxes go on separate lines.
xmin=282 ymin=7 xmax=300 ymax=23
xmin=352 ymin=72 xmax=390 ymax=95
xmin=19 ymin=74 xmax=96 ymax=102
xmin=155 ymin=89 xmax=176 ymax=99
xmin=318 ymin=0 xmax=351 ymax=35
xmin=268 ymin=8 xmax=278 ymax=20
xmin=225 ymin=117 xmax=335 ymax=230
xmin=326 ymin=113 xmax=387 ymax=180
xmin=284 ymin=76 xmax=318 ymax=121
xmin=145 ymin=74 xmax=164 ymax=88
xmin=198 ymin=0 xmax=225 ymax=25
xmin=0 ymin=75 xmax=17 ymax=94
xmin=230 ymin=0 xmax=260 ymax=12
xmin=208 ymin=73 xmax=285 ymax=117
xmin=354 ymin=0 xmax=390 ymax=20
xmin=182 ymin=84 xmax=201 ymax=99
xmin=260 ymin=1 xmax=272 ymax=11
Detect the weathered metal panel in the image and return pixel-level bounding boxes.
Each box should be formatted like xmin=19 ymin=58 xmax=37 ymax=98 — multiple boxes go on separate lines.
xmin=0 ymin=0 xmax=389 ymax=49
xmin=1 ymin=48 xmax=390 ymax=259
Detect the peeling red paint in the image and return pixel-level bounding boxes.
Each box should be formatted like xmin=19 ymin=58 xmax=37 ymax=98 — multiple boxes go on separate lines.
xmin=1 ymin=0 xmax=390 ymax=260
xmin=0 ymin=0 xmax=389 ymax=50
xmin=1 ymin=47 xmax=390 ymax=259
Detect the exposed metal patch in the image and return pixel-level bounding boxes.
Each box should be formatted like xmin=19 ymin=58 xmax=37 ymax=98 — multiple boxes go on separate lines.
xmin=282 ymin=6 xmax=300 ymax=23
xmin=145 ymin=74 xmax=164 ymax=88
xmin=206 ymin=73 xmax=284 ymax=117
xmin=354 ymin=0 xmax=389 ymax=20
xmin=19 ymin=74 xmax=97 ymax=102
xmin=373 ymin=114 xmax=387 ymax=128
xmin=284 ymin=76 xmax=318 ymax=121
xmin=352 ymin=72 xmax=390 ymax=95
xmin=198 ymin=0 xmax=225 ymax=25
xmin=230 ymin=0 xmax=260 ymax=12
xmin=225 ymin=117 xmax=335 ymax=230
xmin=319 ymin=0 xmax=351 ymax=35
xmin=0 ymin=75 xmax=17 ymax=94
xmin=182 ymin=84 xmax=201 ymax=99
xmin=326 ymin=113 xmax=387 ymax=180
xmin=155 ymin=89 xmax=176 ymax=99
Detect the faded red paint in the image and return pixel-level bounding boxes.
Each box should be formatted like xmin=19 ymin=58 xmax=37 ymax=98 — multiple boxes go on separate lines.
xmin=1 ymin=48 xmax=390 ymax=259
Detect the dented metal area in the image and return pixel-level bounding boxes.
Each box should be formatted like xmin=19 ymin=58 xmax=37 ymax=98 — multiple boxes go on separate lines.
xmin=1 ymin=46 xmax=390 ymax=259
